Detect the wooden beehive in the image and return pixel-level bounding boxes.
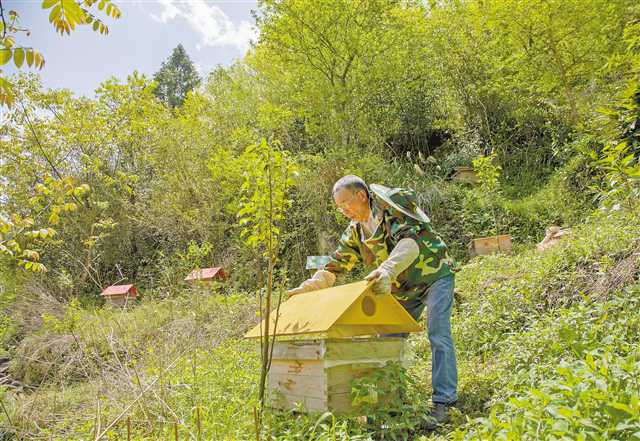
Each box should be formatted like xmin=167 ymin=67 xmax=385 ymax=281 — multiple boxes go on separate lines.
xmin=268 ymin=337 xmax=406 ymax=413
xmin=184 ymin=267 xmax=227 ymax=284
xmin=468 ymin=234 xmax=513 ymax=257
xmin=245 ymin=281 xmax=422 ymax=414
xmin=101 ymin=284 xmax=137 ymax=307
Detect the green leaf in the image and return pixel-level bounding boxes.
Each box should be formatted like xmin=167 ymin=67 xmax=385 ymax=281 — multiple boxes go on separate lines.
xmin=13 ymin=47 xmax=24 ymax=68
xmin=41 ymin=0 xmax=58 ymax=9
xmin=0 ymin=244 xmax=14 ymax=257
xmin=26 ymin=48 xmax=34 ymax=67
xmin=0 ymin=49 xmax=11 ymax=65
xmin=34 ymin=52 xmax=45 ymax=69
xmin=49 ymin=4 xmax=61 ymax=23
xmin=609 ymin=402 xmax=634 ymax=415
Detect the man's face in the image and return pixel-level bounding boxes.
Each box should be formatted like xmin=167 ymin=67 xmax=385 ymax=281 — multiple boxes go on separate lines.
xmin=333 ymin=187 xmax=371 ymax=222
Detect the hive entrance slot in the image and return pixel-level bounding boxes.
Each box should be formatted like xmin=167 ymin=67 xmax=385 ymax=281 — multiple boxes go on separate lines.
xmin=361 ymin=295 xmax=376 ymax=316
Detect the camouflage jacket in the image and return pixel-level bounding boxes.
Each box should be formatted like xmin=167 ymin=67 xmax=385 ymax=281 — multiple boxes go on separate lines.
xmin=325 ymin=185 xmax=454 ymax=307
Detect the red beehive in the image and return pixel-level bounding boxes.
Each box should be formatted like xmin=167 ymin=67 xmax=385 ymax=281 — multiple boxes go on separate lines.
xmin=184 ymin=267 xmax=228 ymax=284
xmin=101 ymin=284 xmax=137 ymax=307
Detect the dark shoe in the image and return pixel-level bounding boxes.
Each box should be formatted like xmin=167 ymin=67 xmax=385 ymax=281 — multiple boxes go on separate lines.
xmin=421 ymin=402 xmax=453 ymax=430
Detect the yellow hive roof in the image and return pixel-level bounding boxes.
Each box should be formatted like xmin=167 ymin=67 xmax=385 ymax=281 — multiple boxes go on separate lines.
xmin=245 ymin=280 xmax=422 ymax=339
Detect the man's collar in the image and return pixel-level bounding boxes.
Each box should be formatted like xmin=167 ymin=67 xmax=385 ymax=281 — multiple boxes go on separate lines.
xmin=370 ymin=197 xmax=383 ymax=220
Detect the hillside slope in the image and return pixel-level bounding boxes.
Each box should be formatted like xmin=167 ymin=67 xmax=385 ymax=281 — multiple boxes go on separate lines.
xmin=2 ymin=205 xmax=638 ymax=440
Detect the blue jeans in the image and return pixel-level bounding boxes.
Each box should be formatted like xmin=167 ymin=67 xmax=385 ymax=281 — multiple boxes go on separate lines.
xmin=400 ymin=275 xmax=458 ymax=404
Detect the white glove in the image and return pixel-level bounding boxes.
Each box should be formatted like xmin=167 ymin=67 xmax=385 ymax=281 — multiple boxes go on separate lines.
xmin=365 ymin=267 xmax=393 ymax=295
xmin=287 ymin=270 xmax=336 ymax=297
xmin=365 ymin=238 xmax=419 ymax=295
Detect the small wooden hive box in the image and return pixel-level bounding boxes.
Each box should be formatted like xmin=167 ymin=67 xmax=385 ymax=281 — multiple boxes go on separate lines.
xmin=468 ymin=234 xmax=513 ymax=257
xmin=101 ymin=284 xmax=137 ymax=307
xmin=184 ymin=267 xmax=228 ymax=285
xmin=245 ymin=281 xmax=422 ymax=414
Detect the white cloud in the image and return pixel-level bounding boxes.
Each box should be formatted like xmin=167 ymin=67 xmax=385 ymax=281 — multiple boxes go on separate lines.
xmin=150 ymin=0 xmax=257 ymax=53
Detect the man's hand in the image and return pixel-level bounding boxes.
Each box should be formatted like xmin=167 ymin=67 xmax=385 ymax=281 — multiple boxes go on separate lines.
xmin=364 ymin=268 xmax=392 ymax=295
xmin=287 ymin=270 xmax=336 ymax=298
xmin=364 ymin=238 xmax=420 ymax=296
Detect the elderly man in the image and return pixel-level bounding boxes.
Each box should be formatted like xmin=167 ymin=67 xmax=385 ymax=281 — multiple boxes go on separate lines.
xmin=288 ymin=175 xmax=457 ymax=428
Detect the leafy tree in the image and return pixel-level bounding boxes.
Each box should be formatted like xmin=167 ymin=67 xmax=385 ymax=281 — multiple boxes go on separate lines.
xmin=589 ymin=9 xmax=640 ymax=207
xmin=0 ymin=0 xmax=121 ymax=106
xmin=237 ymin=138 xmax=296 ymax=435
xmin=253 ymin=0 xmax=440 ymax=150
xmin=153 ymin=44 xmax=201 ymax=108
xmin=425 ymin=0 xmax=635 ymax=170
xmin=0 ymin=73 xmax=169 ymax=285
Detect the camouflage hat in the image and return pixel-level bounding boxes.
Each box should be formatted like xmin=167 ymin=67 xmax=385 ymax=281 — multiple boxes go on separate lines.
xmin=370 ymin=184 xmax=430 ymax=223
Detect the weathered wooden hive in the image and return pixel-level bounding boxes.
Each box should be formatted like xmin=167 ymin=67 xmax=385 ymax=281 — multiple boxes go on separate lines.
xmin=245 ymin=281 xmax=422 ymax=414
xmin=184 ymin=267 xmax=228 ymax=284
xmin=468 ymin=234 xmax=513 ymax=257
xmin=101 ymin=284 xmax=137 ymax=308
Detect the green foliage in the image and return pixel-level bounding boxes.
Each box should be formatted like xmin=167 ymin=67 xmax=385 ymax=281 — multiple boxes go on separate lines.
xmin=473 ymin=154 xmax=501 ymax=195
xmin=7 ymin=291 xmax=257 ymax=435
xmin=1 ymin=73 xmax=174 ymax=294
xmin=450 ymin=284 xmax=640 ymax=440
xmin=454 ymin=206 xmax=640 ymax=359
xmin=6 ymin=204 xmax=638 ymax=440
xmin=143 ymin=339 xmax=260 ymax=441
xmin=237 ymin=137 xmax=297 ymax=417
xmin=253 ymin=0 xmax=445 ymax=150
xmin=238 ymin=138 xmax=297 ymax=258
xmin=4 ymin=2 xmax=640 ymax=439
xmin=147 ymin=241 xmax=215 ymax=297
xmin=0 ymin=173 xmax=89 ymax=273
xmin=0 ymin=0 xmax=120 ymax=106
xmin=472 ymin=154 xmax=503 ymax=236
xmin=41 ymin=298 xmax=81 ymax=334
xmin=453 ymin=352 xmax=640 ymax=440
xmin=152 ymin=44 xmax=201 ymax=108
xmin=0 ymin=10 xmax=45 ymax=106
xmin=577 ymin=6 xmax=640 ymax=207
xmin=589 ymin=12 xmax=640 ymax=207
xmin=42 ymin=0 xmax=121 ymax=36
xmin=350 ymin=361 xmax=432 ymax=440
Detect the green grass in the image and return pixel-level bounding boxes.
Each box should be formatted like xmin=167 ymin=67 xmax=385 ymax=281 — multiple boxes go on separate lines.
xmin=2 ymin=204 xmax=639 ymax=441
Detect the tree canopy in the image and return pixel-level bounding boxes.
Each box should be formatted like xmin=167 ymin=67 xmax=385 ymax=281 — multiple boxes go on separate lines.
xmin=152 ymin=44 xmax=201 ymax=108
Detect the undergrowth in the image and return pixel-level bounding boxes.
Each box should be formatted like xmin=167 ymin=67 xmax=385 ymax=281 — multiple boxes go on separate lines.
xmin=1 ymin=204 xmax=638 ymax=441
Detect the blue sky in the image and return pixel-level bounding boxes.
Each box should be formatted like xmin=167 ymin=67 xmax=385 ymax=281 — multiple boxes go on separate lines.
xmin=3 ymin=0 xmax=259 ymax=98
